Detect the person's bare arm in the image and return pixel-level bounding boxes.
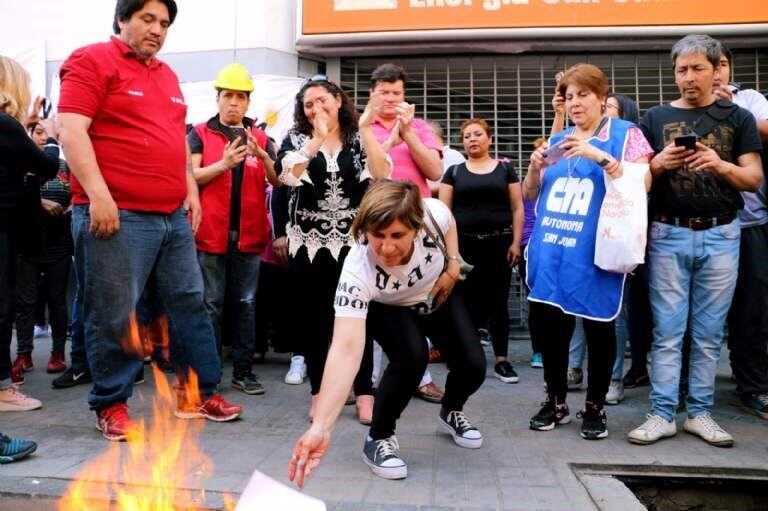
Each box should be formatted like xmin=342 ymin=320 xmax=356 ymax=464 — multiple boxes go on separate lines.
xmin=184 ymin=142 xmax=202 ymax=233
xmin=192 ymin=138 xmax=248 ymax=186
xmin=57 ymin=112 xmax=119 ymax=238
xmin=438 ymin=183 xmax=453 ymax=209
xmin=686 ymin=144 xmax=762 ymax=192
xmin=397 ymin=104 xmax=442 ymax=181
xmin=289 ymin=317 xmax=366 ymax=488
xmin=509 ymin=183 xmax=524 ymax=266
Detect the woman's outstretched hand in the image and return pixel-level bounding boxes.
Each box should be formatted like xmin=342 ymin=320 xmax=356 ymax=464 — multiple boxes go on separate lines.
xmin=288 ymin=425 xmax=330 ymax=489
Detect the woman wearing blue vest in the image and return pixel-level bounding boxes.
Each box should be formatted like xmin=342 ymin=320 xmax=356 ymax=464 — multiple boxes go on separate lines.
xmin=523 ymin=64 xmax=652 ymax=440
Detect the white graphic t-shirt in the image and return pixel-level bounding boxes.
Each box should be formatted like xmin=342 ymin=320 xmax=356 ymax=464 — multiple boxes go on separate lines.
xmin=334 ymin=198 xmax=451 ymax=318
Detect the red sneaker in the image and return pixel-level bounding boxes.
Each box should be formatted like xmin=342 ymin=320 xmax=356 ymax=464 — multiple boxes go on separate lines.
xmin=96 ymin=403 xmax=131 ymax=441
xmin=175 ymin=394 xmax=242 ymax=422
xmin=12 ymin=353 xmax=33 ymax=372
xmin=10 ymin=364 xmax=24 ymax=385
xmin=46 ymin=352 xmax=66 ymax=374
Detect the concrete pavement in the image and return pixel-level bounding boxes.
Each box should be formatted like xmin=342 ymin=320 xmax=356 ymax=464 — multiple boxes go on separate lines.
xmin=1 ymin=335 xmax=766 ymax=510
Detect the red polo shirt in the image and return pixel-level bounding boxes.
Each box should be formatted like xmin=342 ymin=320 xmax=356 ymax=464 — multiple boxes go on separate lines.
xmin=58 ymin=36 xmax=187 ymax=213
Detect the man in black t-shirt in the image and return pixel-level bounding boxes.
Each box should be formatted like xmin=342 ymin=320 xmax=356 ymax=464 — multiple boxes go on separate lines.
xmin=628 ymin=35 xmax=762 ymax=448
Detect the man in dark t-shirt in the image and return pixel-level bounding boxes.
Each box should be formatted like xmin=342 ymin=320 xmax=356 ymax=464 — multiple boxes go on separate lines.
xmin=628 ymin=35 xmax=762 ymax=449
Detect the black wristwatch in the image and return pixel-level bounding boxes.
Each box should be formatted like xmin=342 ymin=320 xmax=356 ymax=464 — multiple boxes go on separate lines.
xmin=598 ymin=152 xmax=612 ymax=167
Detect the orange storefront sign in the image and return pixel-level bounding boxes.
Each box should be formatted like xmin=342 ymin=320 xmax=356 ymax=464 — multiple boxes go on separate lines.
xmin=303 ymin=0 xmax=768 ymax=35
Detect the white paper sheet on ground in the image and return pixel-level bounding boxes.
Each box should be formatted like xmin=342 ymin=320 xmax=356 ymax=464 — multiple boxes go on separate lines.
xmin=234 ymin=469 xmax=326 ymax=511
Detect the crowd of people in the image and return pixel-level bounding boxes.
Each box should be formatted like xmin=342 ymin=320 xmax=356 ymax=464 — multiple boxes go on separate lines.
xmin=0 ymin=0 xmax=765 ymax=489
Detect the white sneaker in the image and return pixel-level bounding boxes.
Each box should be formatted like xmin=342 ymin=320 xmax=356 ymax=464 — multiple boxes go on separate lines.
xmin=0 ymin=386 xmax=43 ymax=412
xmin=605 ymin=380 xmax=625 ymax=405
xmin=683 ymin=414 xmax=734 ymax=447
xmin=284 ymin=355 xmax=306 ymax=385
xmin=628 ymin=414 xmax=676 ymax=445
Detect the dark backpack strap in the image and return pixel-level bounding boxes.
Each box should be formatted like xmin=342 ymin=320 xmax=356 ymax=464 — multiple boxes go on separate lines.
xmin=693 ymin=99 xmax=739 ymax=138
xmin=423 ymin=206 xmax=448 ymax=258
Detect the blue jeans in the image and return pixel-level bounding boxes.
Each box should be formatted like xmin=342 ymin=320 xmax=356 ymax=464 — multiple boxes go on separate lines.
xmin=68 ymin=256 xmax=88 ymax=374
xmin=197 ymin=251 xmax=260 ymax=374
xmin=612 ymin=283 xmax=630 ymax=381
xmin=568 ymin=318 xmax=586 ymax=369
xmin=73 ymin=206 xmax=221 ymax=410
xmin=647 ymin=220 xmax=740 ymax=420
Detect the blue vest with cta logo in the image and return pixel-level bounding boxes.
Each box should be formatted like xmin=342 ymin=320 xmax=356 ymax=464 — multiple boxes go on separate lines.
xmin=525 ymin=117 xmax=631 ymax=321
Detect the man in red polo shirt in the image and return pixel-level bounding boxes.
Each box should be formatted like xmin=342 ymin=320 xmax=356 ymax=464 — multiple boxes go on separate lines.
xmin=188 ymin=63 xmax=280 ymax=395
xmin=57 ymin=0 xmax=242 ymax=441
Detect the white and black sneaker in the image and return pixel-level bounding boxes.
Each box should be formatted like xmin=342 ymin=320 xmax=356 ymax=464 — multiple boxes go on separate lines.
xmin=494 ymin=361 xmax=519 ymax=383
xmin=438 ymin=409 xmax=483 ymax=448
xmin=362 ymin=435 xmax=407 ymax=480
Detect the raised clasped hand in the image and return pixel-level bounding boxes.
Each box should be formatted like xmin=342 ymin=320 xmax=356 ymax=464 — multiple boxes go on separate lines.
xmin=551 ymin=91 xmax=565 ymax=115
xmin=312 ymin=108 xmax=330 ymax=140
xmin=395 ymin=102 xmax=415 ymax=134
xmin=246 ymin=132 xmax=269 ymax=160
xmin=712 ymin=83 xmax=734 ymax=102
xmin=359 ymin=93 xmax=382 ymax=129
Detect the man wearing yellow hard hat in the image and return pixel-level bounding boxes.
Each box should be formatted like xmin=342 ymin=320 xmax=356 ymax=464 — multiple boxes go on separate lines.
xmin=187 ymin=63 xmax=281 ymax=395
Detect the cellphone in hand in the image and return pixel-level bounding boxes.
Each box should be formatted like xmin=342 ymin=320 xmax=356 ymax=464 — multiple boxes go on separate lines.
xmin=41 ymin=98 xmax=52 ymax=119
xmin=674 ymin=135 xmax=697 ymax=151
xmin=542 ymin=139 xmax=568 ymax=165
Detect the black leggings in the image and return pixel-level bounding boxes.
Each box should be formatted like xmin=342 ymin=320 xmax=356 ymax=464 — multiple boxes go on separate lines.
xmin=367 ymin=292 xmax=487 ymax=440
xmin=290 ymin=247 xmax=373 ymax=396
xmin=15 ymin=254 xmax=72 ymax=354
xmin=459 ymin=233 xmax=512 ymax=358
xmin=530 ymin=301 xmax=615 ymax=407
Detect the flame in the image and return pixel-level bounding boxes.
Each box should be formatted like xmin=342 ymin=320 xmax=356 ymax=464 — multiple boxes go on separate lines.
xmin=58 ymin=315 xmax=212 ymax=511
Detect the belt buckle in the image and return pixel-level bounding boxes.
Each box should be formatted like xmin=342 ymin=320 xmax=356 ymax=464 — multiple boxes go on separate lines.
xmin=689 ymin=218 xmax=707 ymax=231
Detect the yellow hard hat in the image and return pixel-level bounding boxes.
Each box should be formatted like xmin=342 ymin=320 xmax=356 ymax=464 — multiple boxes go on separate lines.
xmin=214 ymin=63 xmax=254 ymax=92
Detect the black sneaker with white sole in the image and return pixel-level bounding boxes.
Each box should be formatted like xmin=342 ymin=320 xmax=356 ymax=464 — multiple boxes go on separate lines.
xmin=577 ymin=401 xmax=608 ymax=440
xmin=362 ymin=436 xmax=407 ymax=480
xmin=529 ymin=397 xmax=571 ymax=431
xmin=439 ymin=409 xmax=483 ymax=448
xmin=51 ymin=367 xmax=92 ymax=389
xmin=493 ymin=361 xmax=519 ymax=383
xmin=232 ymin=372 xmax=266 ymax=395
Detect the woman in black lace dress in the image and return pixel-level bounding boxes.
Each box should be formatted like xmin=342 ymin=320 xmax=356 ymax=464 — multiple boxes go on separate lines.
xmin=275 ymin=76 xmax=390 ymax=423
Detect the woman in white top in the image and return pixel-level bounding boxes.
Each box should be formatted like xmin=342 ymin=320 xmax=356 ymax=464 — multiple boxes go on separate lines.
xmin=288 ymin=179 xmax=486 ymax=485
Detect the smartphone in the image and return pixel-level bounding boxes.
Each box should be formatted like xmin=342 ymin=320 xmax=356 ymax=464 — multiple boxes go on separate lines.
xmin=41 ymin=98 xmax=51 ymax=119
xmin=542 ymin=139 xmax=568 ymax=165
xmin=230 ymin=127 xmax=247 ymax=145
xmin=674 ymin=135 xmax=697 ymax=151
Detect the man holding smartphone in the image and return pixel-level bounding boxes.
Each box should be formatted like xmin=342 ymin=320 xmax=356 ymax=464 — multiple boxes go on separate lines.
xmin=187 ymin=63 xmax=280 ymax=396
xmin=628 ymin=35 xmax=762 ymax=448
xmin=713 ymin=44 xmax=768 ymax=421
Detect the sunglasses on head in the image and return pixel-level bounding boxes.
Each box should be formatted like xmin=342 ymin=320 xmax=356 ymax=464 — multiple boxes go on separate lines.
xmin=305 ymin=74 xmax=329 ymax=84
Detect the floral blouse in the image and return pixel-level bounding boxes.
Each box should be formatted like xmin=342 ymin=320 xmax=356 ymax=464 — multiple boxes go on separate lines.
xmin=275 ymin=130 xmax=372 ymax=262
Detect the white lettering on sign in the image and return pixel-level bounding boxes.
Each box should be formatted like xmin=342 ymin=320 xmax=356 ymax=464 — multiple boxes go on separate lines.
xmin=540 ymin=216 xmax=585 ymax=232
xmin=411 ymin=0 xmax=473 ymax=6
xmin=334 ymin=0 xmax=398 ymax=11
xmin=545 ymin=177 xmax=594 ymax=216
xmin=543 ymin=233 xmax=559 ymax=244
xmin=483 ymin=0 xmax=529 ymax=9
